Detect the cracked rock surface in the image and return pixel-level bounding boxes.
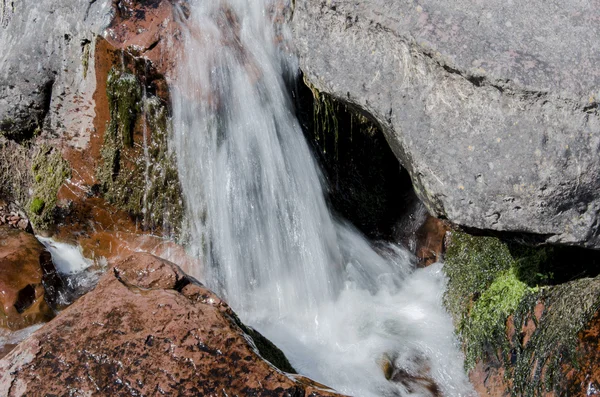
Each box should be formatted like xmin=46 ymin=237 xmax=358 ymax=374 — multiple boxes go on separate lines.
xmin=292 ymin=0 xmax=600 ymax=248
xmin=0 ymin=253 xmax=343 ymax=397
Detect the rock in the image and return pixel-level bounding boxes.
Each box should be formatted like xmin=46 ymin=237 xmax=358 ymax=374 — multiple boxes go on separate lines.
xmin=379 ymin=353 xmax=441 ymax=396
xmin=292 ymin=0 xmax=600 ymax=248
xmin=0 ymin=253 xmax=344 ymax=396
xmin=415 ymin=216 xmax=450 ymax=267
xmin=0 ymin=0 xmax=110 ymax=142
xmin=0 ymin=226 xmax=54 ymax=330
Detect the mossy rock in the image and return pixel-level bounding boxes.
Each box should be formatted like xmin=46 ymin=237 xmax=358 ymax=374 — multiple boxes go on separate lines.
xmin=27 ymin=144 xmax=71 ymax=230
xmin=106 ymin=68 xmax=141 ymax=148
xmin=444 ymin=230 xmax=600 ymax=395
xmin=443 ymin=231 xmax=557 ymax=369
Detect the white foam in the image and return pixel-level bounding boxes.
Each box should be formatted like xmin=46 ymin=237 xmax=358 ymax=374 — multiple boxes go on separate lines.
xmin=37 ymin=237 xmax=93 ymax=274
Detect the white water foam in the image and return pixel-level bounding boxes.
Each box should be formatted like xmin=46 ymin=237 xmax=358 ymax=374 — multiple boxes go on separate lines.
xmin=37 ymin=237 xmax=93 ymax=274
xmin=171 ymin=1 xmax=475 ymax=395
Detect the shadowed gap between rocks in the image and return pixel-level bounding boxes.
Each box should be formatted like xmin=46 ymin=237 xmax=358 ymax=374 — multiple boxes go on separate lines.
xmin=293 ymin=71 xmax=420 ymax=241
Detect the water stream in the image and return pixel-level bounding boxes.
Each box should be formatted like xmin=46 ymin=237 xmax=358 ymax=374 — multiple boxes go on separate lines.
xmin=171 ymin=1 xmax=474 ymax=395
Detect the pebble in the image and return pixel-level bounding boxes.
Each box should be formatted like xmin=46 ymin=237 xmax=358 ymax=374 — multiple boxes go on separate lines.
xmin=0 ymin=204 xmax=32 ymax=233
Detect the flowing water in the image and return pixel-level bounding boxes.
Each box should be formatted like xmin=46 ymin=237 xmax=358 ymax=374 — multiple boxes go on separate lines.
xmin=171 ymin=1 xmax=474 ymax=395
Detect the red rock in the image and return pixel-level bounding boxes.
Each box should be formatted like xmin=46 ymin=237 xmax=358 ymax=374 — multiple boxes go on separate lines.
xmin=0 ymin=253 xmax=345 ymax=397
xmin=0 ymin=226 xmax=54 ymax=330
xmin=415 ymin=215 xmax=450 ymax=267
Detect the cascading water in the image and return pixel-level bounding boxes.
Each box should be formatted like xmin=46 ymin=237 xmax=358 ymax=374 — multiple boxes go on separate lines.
xmin=171 ymin=1 xmax=475 ymax=395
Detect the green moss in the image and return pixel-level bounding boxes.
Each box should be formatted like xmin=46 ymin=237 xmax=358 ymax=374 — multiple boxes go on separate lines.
xmin=443 ymin=232 xmax=554 ymax=367
xmin=444 ymin=232 xmax=515 ymax=325
xmin=29 ymin=197 xmax=45 ymax=215
xmin=28 ymin=144 xmax=71 ymax=229
xmin=462 ymin=267 xmax=536 ymax=369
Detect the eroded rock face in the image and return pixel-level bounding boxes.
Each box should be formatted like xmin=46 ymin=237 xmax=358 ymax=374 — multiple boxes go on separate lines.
xmin=292 ymin=0 xmax=600 ymax=248
xmin=0 ymin=226 xmax=54 ymax=330
xmin=0 ymin=253 xmax=344 ymax=397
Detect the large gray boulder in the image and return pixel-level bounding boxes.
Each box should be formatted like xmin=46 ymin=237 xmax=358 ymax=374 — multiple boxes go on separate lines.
xmin=0 ymin=0 xmax=111 ymax=142
xmin=292 ymin=0 xmax=600 ymax=248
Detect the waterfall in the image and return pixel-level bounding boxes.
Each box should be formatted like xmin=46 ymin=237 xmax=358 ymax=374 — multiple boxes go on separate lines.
xmin=171 ymin=0 xmax=475 ymax=395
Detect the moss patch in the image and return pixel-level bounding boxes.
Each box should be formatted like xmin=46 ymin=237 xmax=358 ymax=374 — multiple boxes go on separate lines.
xmin=28 ymin=144 xmax=71 ymax=229
xmin=444 ymin=231 xmax=552 ymax=368
xmin=106 ymin=68 xmax=141 ymax=148
xmin=29 ymin=197 xmax=45 ymax=215
xmin=462 ymin=267 xmax=535 ymax=369
xmin=98 ymin=67 xmax=183 ymax=236
xmin=444 ymin=232 xmax=516 ymax=325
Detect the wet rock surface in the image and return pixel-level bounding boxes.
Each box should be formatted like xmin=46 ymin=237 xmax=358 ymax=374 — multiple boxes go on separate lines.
xmin=0 ymin=225 xmax=54 ymax=330
xmin=415 ymin=216 xmax=450 ymax=267
xmin=0 ymin=253 xmax=344 ymax=397
xmin=292 ymin=0 xmax=600 ymax=248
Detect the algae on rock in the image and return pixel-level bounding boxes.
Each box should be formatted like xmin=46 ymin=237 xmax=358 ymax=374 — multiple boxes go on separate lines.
xmin=98 ymin=67 xmax=183 ymax=236
xmin=444 ymin=230 xmax=600 ymax=395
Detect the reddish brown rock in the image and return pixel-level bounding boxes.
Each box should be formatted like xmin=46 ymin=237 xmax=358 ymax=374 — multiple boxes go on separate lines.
xmin=0 ymin=253 xmax=345 ymax=397
xmin=0 ymin=226 xmax=54 ymax=330
xmin=106 ymin=0 xmax=184 ymax=78
xmin=415 ymin=215 xmax=450 ymax=267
